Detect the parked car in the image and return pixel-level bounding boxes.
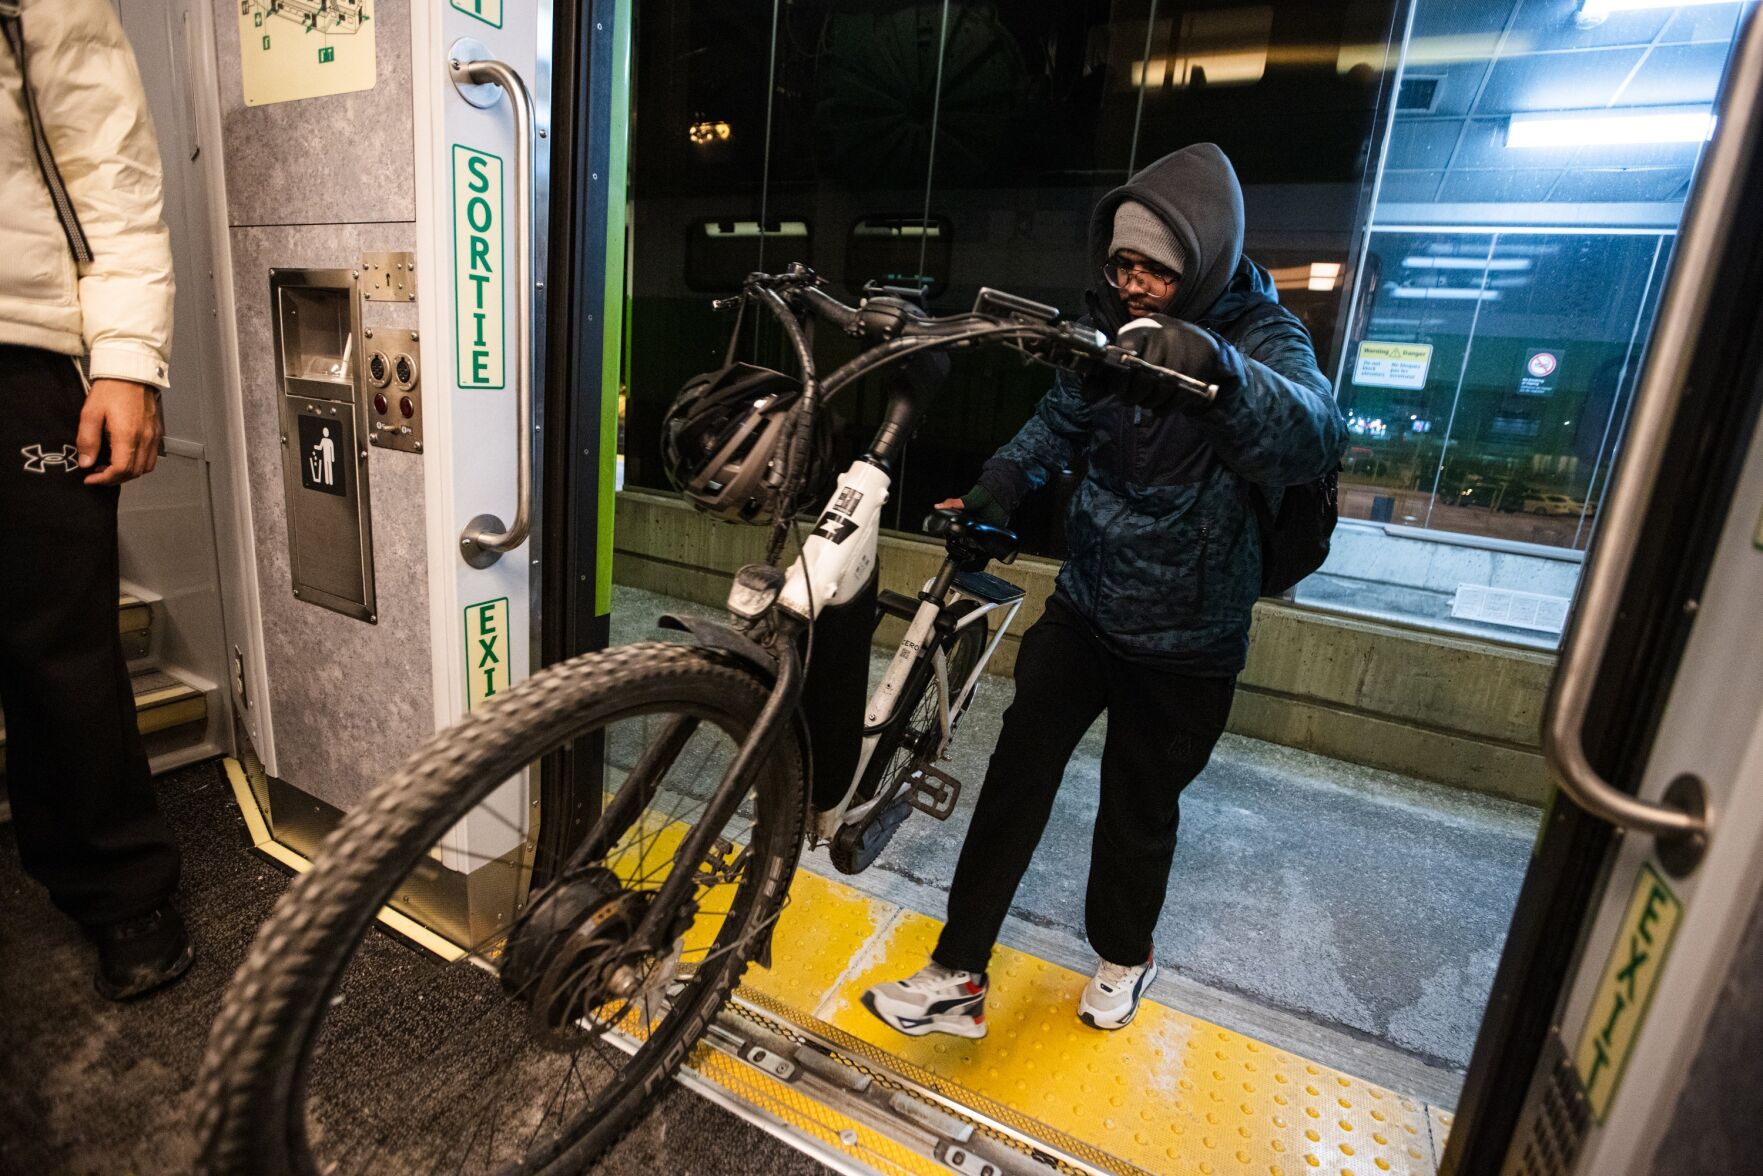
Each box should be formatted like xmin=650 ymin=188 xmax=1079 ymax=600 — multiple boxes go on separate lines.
xmin=1522 ymin=493 xmax=1584 ymax=516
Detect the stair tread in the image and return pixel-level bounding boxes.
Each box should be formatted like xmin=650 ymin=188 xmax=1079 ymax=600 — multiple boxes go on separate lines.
xmin=0 ymin=666 xmax=206 ymax=749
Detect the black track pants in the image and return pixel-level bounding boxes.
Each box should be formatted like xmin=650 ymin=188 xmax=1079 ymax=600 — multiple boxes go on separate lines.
xmin=0 ymin=345 xmax=180 ymax=927
xmin=933 ymin=597 xmax=1234 ymax=974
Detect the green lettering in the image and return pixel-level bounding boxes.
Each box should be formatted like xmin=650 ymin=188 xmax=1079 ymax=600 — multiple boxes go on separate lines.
xmin=470 ymin=235 xmax=491 ymax=272
xmin=466 ymin=154 xmax=491 ymax=194
xmin=467 ymin=195 xmax=494 ymax=233
xmin=1638 ymin=885 xmax=1668 ymax=944
xmin=473 ymin=352 xmax=491 ymax=383
xmin=1616 ymin=936 xmax=1650 ymax=1000
xmin=483 ymin=668 xmax=497 ymax=698
xmin=473 ymin=311 xmax=487 ymax=347
xmin=477 ymin=636 xmax=499 ymax=667
xmin=468 ymin=272 xmax=491 ymax=309
xmin=477 ymin=609 xmax=496 ymax=636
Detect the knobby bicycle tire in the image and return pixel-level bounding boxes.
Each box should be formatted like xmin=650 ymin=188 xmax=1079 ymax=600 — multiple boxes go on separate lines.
xmin=193 ymin=642 xmax=807 ymax=1175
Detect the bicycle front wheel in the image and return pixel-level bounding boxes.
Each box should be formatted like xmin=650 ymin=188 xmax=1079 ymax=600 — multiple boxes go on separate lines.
xmin=195 ymin=642 xmax=806 ymax=1175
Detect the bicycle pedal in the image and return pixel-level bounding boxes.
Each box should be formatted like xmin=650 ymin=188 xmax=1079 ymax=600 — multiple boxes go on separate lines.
xmin=904 ymin=763 xmax=961 ymax=821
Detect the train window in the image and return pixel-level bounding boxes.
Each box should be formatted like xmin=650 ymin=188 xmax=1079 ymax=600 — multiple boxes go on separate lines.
xmin=683 ymin=219 xmax=811 ymax=294
xmin=845 ymin=216 xmax=953 ymax=298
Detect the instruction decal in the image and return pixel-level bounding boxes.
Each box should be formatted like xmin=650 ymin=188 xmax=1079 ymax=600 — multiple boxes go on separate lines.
xmin=1353 ymin=341 xmax=1433 ymax=391
xmin=464 ymin=597 xmax=510 ymax=710
xmin=1517 ymin=348 xmax=1563 ymax=397
xmin=1574 ymin=863 xmax=1682 ymax=1120
xmin=238 ymin=0 xmax=375 ymax=107
xmin=296 ymin=414 xmax=346 ymax=497
xmin=450 ymin=0 xmax=504 ymax=28
xmin=453 ymin=145 xmax=506 ymax=390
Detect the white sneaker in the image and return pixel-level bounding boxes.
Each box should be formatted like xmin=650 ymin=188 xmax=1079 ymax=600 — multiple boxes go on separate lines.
xmin=1078 ymin=955 xmax=1157 ymax=1030
xmin=861 ymin=961 xmax=988 ymax=1039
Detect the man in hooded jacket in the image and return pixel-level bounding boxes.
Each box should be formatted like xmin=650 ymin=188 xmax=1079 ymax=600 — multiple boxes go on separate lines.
xmin=863 ymin=144 xmax=1346 ymax=1038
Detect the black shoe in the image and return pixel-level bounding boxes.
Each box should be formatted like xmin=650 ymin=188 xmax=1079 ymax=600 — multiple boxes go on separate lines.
xmin=91 ymin=906 xmax=195 ymax=1001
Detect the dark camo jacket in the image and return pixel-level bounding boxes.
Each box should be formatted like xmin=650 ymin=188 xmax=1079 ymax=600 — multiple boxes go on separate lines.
xmin=977 ymin=260 xmax=1347 ymax=676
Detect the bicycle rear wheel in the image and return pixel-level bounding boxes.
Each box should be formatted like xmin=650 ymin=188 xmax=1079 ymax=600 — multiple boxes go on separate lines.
xmin=195 ymin=642 xmax=806 ymax=1175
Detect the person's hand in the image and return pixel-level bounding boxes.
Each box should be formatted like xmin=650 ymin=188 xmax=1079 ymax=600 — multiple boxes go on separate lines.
xmin=77 ymin=379 xmax=163 ymax=485
xmin=933 ymin=497 xmax=965 ymax=511
xmin=1117 ymin=317 xmax=1236 ymax=412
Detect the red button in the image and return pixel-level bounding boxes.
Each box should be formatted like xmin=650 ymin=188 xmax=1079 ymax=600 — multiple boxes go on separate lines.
xmin=372 ymin=392 xmax=388 ymax=415
xmin=399 ymin=396 xmax=415 ymax=419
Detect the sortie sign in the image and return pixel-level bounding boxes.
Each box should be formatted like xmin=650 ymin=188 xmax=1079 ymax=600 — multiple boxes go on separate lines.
xmin=453 ymin=144 xmax=505 ymax=390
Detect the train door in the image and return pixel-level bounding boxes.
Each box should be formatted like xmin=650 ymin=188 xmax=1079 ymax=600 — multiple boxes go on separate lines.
xmin=576 ymin=4 xmax=1763 ymax=1175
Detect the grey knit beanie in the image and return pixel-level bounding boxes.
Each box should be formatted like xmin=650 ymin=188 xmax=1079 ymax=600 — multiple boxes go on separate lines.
xmin=1109 ymin=200 xmax=1185 ymax=276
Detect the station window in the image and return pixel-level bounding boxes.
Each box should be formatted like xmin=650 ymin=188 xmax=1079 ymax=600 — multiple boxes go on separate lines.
xmin=617 ymin=0 xmax=1749 ymax=646
xmin=845 ymin=216 xmax=953 ymax=299
xmin=1298 ymin=0 xmax=1749 ymax=644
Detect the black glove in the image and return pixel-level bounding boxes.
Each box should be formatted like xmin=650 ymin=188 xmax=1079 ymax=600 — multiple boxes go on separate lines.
xmin=958 ymin=482 xmax=1009 ymax=526
xmin=1116 ymin=316 xmax=1241 ymax=412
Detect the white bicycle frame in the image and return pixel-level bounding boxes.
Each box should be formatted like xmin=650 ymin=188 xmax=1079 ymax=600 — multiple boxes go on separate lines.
xmin=755 ymin=458 xmax=1025 ymax=842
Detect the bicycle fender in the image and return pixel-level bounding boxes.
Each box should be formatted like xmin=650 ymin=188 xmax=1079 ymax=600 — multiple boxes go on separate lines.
xmin=656 ymin=614 xmax=778 ymax=678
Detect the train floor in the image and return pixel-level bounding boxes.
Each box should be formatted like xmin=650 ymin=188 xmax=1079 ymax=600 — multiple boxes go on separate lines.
xmin=0 ymin=760 xmax=832 ymax=1176
xmin=612 ymin=585 xmax=1543 ymax=1106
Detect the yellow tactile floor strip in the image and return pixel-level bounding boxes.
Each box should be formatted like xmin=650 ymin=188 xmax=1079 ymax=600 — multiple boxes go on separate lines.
xmin=736 ymin=868 xmax=1442 ymax=1176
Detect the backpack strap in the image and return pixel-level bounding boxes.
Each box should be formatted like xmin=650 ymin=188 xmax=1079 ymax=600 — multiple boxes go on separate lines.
xmin=1 ymin=5 xmax=94 ymax=264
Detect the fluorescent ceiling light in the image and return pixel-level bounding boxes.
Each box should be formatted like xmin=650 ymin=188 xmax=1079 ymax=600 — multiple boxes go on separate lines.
xmin=1403 ymin=256 xmax=1532 ymax=271
xmin=1390 ymin=286 xmax=1501 ymax=301
xmin=1307 ymin=261 xmax=1342 ymax=291
xmin=1507 ymin=108 xmax=1715 ymax=149
xmin=1577 ymin=0 xmax=1734 ymax=29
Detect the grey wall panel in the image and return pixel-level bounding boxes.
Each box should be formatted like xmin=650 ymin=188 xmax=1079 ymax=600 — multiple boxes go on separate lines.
xmin=231 ymin=222 xmax=431 ymax=812
xmin=212 ymin=0 xmax=415 ymax=227
xmin=1647 ymin=874 xmax=1763 ymax=1174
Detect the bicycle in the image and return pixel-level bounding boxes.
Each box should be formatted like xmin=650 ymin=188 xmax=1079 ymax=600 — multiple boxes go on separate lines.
xmin=194 ymin=265 xmax=1213 ymax=1174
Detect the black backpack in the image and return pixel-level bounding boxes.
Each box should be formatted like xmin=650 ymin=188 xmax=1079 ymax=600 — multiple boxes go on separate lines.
xmin=1217 ymin=298 xmax=1340 ymax=596
xmin=1245 ymin=470 xmax=1339 ymax=597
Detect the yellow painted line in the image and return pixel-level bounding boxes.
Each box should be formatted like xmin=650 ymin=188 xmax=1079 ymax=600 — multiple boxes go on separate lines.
xmin=221 ymin=758 xmax=467 ymax=962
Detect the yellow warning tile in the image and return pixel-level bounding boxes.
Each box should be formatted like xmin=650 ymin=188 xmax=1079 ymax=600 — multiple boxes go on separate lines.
xmin=745 ymin=867 xmax=898 ymax=999
xmin=820 ymin=910 xmax=1436 ymax=1176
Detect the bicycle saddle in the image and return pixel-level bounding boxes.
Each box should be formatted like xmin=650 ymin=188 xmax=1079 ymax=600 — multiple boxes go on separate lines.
xmin=924 ymin=509 xmax=1020 ymax=565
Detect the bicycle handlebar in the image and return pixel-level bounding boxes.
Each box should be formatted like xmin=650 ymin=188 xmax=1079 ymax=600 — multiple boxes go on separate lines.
xmin=735 ymin=265 xmax=1219 ymax=405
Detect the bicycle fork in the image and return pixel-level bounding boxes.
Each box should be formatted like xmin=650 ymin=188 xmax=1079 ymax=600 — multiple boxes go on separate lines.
xmin=623 ymin=630 xmax=805 ymax=966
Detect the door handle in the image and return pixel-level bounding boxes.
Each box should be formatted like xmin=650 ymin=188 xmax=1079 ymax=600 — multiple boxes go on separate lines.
xmin=1539 ymin=11 xmax=1763 ymax=871
xmin=448 ymin=47 xmax=535 ymax=568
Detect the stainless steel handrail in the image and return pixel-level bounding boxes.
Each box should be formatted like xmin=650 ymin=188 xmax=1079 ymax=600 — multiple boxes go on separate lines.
xmin=450 ymin=54 xmax=534 ymax=568
xmin=1540 ymin=10 xmax=1763 ymax=847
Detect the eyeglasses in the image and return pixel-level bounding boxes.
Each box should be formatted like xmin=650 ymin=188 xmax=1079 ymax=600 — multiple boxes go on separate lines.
xmin=1103 ymin=257 xmax=1180 ymax=296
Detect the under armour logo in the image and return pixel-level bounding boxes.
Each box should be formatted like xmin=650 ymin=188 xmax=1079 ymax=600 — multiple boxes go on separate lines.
xmin=21 ymin=443 xmax=81 ymax=474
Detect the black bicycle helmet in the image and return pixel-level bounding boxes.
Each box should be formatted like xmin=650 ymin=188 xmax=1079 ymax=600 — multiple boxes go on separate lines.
xmin=662 ymin=361 xmax=829 ymax=525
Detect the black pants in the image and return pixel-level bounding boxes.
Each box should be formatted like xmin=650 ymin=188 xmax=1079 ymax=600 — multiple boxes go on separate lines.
xmin=0 ymin=345 xmax=180 ymax=927
xmin=933 ymin=597 xmax=1234 ymax=974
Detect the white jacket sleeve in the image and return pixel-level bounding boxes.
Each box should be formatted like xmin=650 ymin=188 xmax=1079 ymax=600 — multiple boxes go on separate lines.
xmin=27 ymin=0 xmax=175 ymax=389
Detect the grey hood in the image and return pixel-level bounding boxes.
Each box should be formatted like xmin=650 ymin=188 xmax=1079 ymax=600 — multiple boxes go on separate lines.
xmin=1088 ymin=143 xmax=1245 ymax=331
